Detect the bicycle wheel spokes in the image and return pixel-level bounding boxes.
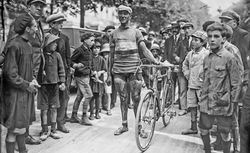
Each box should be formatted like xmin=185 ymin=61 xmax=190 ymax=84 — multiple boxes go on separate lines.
xmin=162 ymin=83 xmax=173 ymax=127
xmin=135 ymin=91 xmax=157 ymax=152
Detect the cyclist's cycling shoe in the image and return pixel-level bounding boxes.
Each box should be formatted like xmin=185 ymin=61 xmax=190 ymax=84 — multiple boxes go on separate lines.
xmin=114 ymin=126 xmax=128 ymax=136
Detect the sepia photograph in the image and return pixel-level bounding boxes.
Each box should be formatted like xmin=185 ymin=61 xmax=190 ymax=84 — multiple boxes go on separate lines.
xmin=0 ymin=0 xmax=250 ymax=153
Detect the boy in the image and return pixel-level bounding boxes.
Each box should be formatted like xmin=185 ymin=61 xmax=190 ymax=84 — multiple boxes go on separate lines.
xmin=37 ymin=33 xmax=66 ymax=141
xmin=199 ymin=22 xmax=241 ymax=153
xmin=99 ymin=43 xmax=112 ymax=115
xmin=3 ymin=13 xmax=39 ymax=153
xmin=89 ymin=41 xmax=107 ymax=120
xmin=182 ymin=31 xmax=209 ymax=135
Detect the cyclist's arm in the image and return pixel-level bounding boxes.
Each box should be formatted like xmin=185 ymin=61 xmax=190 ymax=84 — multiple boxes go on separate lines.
xmin=139 ymin=41 xmax=159 ymax=64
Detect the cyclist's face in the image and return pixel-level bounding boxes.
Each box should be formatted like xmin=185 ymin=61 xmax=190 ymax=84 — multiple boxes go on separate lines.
xmin=118 ymin=10 xmax=130 ymax=25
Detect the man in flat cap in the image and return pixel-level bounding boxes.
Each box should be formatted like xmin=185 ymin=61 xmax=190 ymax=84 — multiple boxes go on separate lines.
xmin=107 ymin=5 xmax=162 ymax=136
xmin=220 ymin=10 xmax=249 ymax=153
xmin=174 ymin=22 xmax=194 ymax=116
xmin=3 ymin=13 xmax=39 ymax=153
xmin=46 ymin=13 xmax=71 ymax=133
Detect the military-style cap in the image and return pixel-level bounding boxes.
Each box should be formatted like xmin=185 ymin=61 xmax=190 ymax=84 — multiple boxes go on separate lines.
xmin=151 ymin=43 xmax=160 ymax=51
xmin=44 ymin=33 xmax=60 ymax=47
xmin=182 ymin=22 xmax=194 ymax=28
xmin=191 ymin=30 xmax=207 ymax=41
xmin=103 ymin=25 xmax=115 ymax=32
xmin=27 ymin=0 xmax=46 ymax=5
xmin=219 ymin=10 xmax=240 ymax=23
xmin=118 ymin=5 xmax=132 ymax=14
xmin=46 ymin=13 xmax=66 ymax=23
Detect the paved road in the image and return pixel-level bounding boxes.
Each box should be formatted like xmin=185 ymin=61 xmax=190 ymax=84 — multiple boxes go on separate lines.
xmin=1 ymin=91 xmax=223 ymax=153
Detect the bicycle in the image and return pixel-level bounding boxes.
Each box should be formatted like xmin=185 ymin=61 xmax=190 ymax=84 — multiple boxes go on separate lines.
xmin=135 ymin=63 xmax=179 ymax=152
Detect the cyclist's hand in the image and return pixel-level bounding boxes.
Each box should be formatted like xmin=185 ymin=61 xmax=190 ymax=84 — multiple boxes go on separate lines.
xmin=162 ymin=60 xmax=174 ymax=67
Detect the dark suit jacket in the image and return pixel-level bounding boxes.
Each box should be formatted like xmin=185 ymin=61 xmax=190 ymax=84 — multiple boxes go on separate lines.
xmin=232 ymin=27 xmax=249 ymax=70
xmin=163 ymin=35 xmax=182 ymax=64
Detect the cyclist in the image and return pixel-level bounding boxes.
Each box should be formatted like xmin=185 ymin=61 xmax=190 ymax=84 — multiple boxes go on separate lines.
xmin=107 ymin=5 xmax=161 ymax=136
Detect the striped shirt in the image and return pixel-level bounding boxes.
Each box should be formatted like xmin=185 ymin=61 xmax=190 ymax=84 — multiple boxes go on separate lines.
xmin=110 ymin=26 xmax=144 ymax=73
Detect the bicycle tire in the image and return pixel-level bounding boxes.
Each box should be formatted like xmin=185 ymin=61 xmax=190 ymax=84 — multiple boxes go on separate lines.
xmin=162 ymin=82 xmax=173 ymax=127
xmin=135 ymin=90 xmax=157 ymax=152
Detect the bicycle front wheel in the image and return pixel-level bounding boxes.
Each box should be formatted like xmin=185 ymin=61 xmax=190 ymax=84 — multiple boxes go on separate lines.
xmin=135 ymin=90 xmax=157 ymax=152
xmin=161 ymin=82 xmax=174 ymax=127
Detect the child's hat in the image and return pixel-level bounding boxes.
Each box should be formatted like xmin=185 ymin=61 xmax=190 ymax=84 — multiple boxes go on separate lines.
xmin=191 ymin=30 xmax=207 ymax=41
xmin=150 ymin=43 xmax=160 ymax=51
xmin=100 ymin=43 xmax=110 ymax=53
xmin=44 ymin=33 xmax=60 ymax=47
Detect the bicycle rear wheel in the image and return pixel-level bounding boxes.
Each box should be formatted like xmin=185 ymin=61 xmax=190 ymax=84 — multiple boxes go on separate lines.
xmin=135 ymin=90 xmax=157 ymax=152
xmin=161 ymin=82 xmax=174 ymax=127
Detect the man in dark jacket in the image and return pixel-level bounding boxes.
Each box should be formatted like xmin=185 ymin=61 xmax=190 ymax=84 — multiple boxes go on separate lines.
xmin=69 ymin=32 xmax=95 ymax=126
xmin=46 ymin=13 xmax=71 ymax=133
xmin=163 ymin=22 xmax=183 ymax=110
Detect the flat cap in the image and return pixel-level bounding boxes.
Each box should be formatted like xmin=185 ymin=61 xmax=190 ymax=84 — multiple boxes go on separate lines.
xmin=219 ymin=11 xmax=240 ymax=23
xmin=182 ymin=22 xmax=194 ymax=28
xmin=103 ymin=25 xmax=115 ymax=32
xmin=150 ymin=43 xmax=160 ymax=51
xmin=81 ymin=32 xmax=95 ymax=42
xmin=118 ymin=5 xmax=132 ymax=14
xmin=44 ymin=33 xmax=60 ymax=47
xmin=171 ymin=21 xmax=180 ymax=28
xmin=27 ymin=0 xmax=46 ymax=5
xmin=14 ymin=13 xmax=33 ymax=34
xmin=177 ymin=18 xmax=189 ymax=23
xmin=191 ymin=30 xmax=207 ymax=41
xmin=46 ymin=13 xmax=66 ymax=23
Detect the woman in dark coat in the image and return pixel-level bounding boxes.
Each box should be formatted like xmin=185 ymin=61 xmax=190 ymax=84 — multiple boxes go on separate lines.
xmin=3 ymin=13 xmax=39 ymax=153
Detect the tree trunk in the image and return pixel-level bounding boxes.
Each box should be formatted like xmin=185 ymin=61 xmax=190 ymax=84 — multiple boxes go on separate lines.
xmin=1 ymin=0 xmax=4 ymax=41
xmin=80 ymin=0 xmax=85 ymax=28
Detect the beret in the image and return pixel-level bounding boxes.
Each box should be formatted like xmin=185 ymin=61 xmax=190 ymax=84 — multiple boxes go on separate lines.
xmin=27 ymin=0 xmax=46 ymax=5
xmin=219 ymin=11 xmax=240 ymax=23
xmin=103 ymin=25 xmax=115 ymax=32
xmin=81 ymin=32 xmax=95 ymax=42
xmin=118 ymin=5 xmax=132 ymax=14
xmin=14 ymin=13 xmax=33 ymax=34
xmin=151 ymin=43 xmax=160 ymax=51
xmin=191 ymin=30 xmax=207 ymax=41
xmin=46 ymin=13 xmax=66 ymax=23
xmin=44 ymin=33 xmax=60 ymax=47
